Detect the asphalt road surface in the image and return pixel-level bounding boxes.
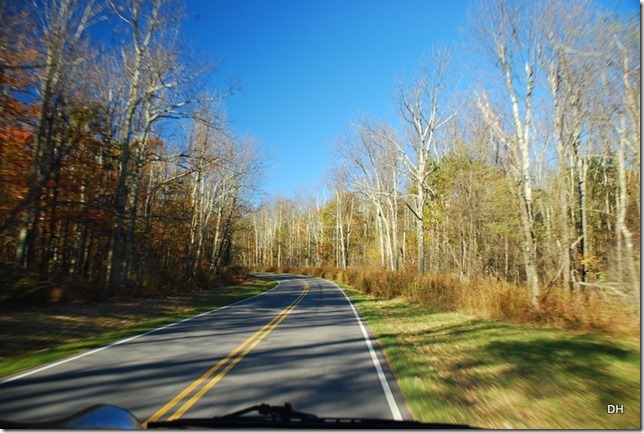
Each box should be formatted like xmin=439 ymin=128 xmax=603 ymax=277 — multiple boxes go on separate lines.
xmin=0 ymin=273 xmax=411 ymax=425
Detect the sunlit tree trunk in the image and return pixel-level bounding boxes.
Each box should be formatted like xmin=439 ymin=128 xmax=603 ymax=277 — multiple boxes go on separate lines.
xmin=473 ymin=0 xmax=541 ymax=308
xmin=393 ymin=49 xmax=453 ymax=274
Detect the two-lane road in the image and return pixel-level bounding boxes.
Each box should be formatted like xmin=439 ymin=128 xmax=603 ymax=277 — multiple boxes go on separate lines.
xmin=0 ymin=274 xmax=411 ymax=424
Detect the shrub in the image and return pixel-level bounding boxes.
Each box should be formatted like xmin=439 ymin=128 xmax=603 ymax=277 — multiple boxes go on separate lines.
xmin=218 ymin=265 xmax=249 ymax=284
xmin=0 ymin=264 xmax=51 ymax=305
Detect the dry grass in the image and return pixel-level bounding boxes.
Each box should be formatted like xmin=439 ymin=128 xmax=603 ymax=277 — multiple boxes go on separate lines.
xmin=344 ymin=290 xmax=640 ymax=429
xmin=260 ymin=266 xmax=640 ymax=337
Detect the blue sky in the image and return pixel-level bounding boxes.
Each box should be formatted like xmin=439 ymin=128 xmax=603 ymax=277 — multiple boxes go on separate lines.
xmin=182 ymin=0 xmax=639 ymax=200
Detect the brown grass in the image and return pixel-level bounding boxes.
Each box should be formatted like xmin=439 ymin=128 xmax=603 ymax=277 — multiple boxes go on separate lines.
xmin=258 ymin=266 xmax=640 ymax=337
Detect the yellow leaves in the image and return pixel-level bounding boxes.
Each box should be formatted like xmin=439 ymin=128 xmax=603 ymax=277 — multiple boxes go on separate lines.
xmin=580 ymin=254 xmax=603 ymax=274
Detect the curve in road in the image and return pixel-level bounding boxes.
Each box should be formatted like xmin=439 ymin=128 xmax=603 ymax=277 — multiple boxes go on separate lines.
xmin=0 ymin=274 xmax=411 ymax=424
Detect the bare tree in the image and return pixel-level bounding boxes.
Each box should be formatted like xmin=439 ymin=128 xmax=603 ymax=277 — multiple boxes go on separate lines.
xmin=340 ymin=119 xmax=401 ymax=271
xmin=325 ymin=165 xmax=356 ymax=269
xmin=14 ymin=0 xmax=105 ymax=267
xmin=392 ymin=47 xmax=454 ymax=274
xmin=609 ymin=23 xmax=640 ymax=308
xmin=542 ymin=0 xmax=598 ymax=289
xmin=106 ymin=0 xmax=214 ymax=292
xmin=470 ymin=0 xmax=543 ymax=308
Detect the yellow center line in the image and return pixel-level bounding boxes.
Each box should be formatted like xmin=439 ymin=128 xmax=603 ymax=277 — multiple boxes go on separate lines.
xmin=145 ymin=280 xmax=309 ymax=424
xmin=167 ymin=290 xmax=306 ymax=420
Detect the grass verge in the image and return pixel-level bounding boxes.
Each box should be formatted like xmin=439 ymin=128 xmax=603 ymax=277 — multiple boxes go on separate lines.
xmin=342 ymin=286 xmax=640 ymax=429
xmin=0 ymin=277 xmax=277 ymax=380
xmin=266 ymin=266 xmax=640 ymax=336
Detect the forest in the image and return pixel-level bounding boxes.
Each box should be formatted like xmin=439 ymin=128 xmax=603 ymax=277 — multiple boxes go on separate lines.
xmin=234 ymin=0 xmax=640 ymax=329
xmin=1 ymin=0 xmax=265 ymax=300
xmin=0 ymin=0 xmax=640 ymax=330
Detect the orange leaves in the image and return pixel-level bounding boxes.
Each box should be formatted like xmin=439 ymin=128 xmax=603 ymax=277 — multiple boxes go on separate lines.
xmin=0 ymin=126 xmax=32 ymax=210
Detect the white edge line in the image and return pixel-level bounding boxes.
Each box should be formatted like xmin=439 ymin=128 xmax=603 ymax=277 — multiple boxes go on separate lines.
xmin=327 ymin=278 xmax=404 ymax=421
xmin=1 ymin=277 xmax=281 ymax=385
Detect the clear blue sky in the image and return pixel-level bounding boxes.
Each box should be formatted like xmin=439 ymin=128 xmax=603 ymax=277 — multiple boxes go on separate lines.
xmin=182 ymin=0 xmax=639 ymax=200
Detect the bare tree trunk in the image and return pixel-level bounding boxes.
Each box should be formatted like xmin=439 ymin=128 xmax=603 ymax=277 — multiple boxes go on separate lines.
xmin=376 ymin=207 xmax=386 ymax=268
xmin=14 ymin=0 xmax=101 ymax=268
xmin=124 ymin=150 xmax=146 ymax=280
xmin=615 ymin=38 xmax=640 ymax=309
xmin=616 ymin=117 xmax=639 ymax=309
xmin=416 ymin=178 xmax=425 ymax=274
xmin=560 ymin=179 xmax=571 ymax=289
xmin=345 ymin=195 xmax=354 ymax=268
xmin=548 ymin=59 xmax=574 ymax=289
xmin=335 ymin=190 xmax=347 ymax=269
xmin=393 ymin=49 xmax=453 ymax=275
xmin=471 ymin=0 xmax=543 ymax=308
xmin=572 ymin=139 xmax=588 ymax=282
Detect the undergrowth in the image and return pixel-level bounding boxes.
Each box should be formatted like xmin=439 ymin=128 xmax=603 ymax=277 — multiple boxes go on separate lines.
xmin=258 ymin=266 xmax=640 ymax=336
xmin=0 ymin=263 xmax=250 ymax=304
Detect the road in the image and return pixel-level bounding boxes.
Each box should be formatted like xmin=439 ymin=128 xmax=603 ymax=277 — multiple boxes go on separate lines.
xmin=0 ymin=274 xmax=411 ymax=424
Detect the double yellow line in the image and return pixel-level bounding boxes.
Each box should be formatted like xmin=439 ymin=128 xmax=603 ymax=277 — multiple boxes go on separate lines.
xmin=146 ymin=280 xmax=309 ymax=424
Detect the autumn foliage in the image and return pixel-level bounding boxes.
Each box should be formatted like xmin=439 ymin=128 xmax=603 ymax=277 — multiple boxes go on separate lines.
xmin=0 ymin=0 xmax=261 ymax=302
xmin=240 ymin=0 xmax=639 ymax=331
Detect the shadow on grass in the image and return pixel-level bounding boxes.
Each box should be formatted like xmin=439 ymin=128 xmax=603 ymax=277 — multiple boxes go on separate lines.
xmin=0 ymin=279 xmax=275 ymax=378
xmin=485 ymin=338 xmax=636 ymax=402
xmin=347 ymin=291 xmax=640 ymax=428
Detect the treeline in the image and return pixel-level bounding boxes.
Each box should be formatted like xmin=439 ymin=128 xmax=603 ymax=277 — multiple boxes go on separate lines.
xmin=238 ymin=0 xmax=640 ymax=318
xmin=0 ymin=0 xmax=263 ymax=301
